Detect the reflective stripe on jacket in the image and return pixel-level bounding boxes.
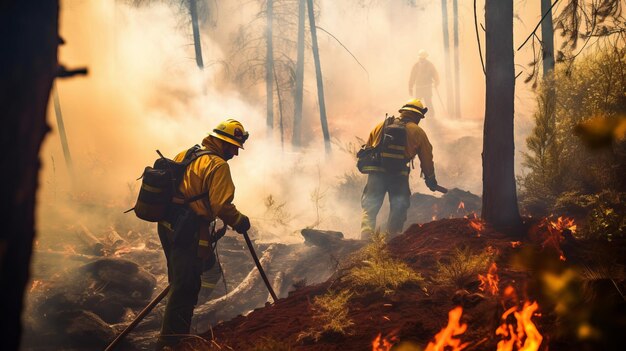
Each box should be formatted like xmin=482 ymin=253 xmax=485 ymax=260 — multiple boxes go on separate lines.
xmin=173 ymin=135 xmax=244 ymax=227
xmin=366 ymin=117 xmax=435 ymax=178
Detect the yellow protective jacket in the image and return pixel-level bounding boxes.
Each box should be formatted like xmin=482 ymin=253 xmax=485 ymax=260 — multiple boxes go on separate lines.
xmin=366 ymin=116 xmax=435 ymax=178
xmin=172 ymin=136 xmax=245 ymax=227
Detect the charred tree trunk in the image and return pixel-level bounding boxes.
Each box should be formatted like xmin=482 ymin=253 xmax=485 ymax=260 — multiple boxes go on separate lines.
xmin=0 ymin=2 xmax=59 ymax=349
xmin=441 ymin=0 xmax=454 ymax=115
xmin=190 ymin=0 xmax=204 ymax=69
xmin=266 ymin=0 xmax=275 ymax=137
xmin=306 ymin=0 xmax=331 ymax=154
xmin=482 ymin=0 xmax=521 ymax=227
xmin=292 ymin=0 xmax=306 ymax=148
xmin=540 ymin=0 xmax=555 ymax=76
xmin=452 ymin=0 xmax=461 ymax=118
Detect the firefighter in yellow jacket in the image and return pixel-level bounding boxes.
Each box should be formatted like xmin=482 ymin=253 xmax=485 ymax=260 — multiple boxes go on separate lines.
xmin=361 ymin=99 xmax=438 ymax=239
xmin=156 ymin=119 xmax=251 ymax=349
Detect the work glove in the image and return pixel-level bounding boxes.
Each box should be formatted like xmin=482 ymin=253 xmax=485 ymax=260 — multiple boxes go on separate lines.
xmin=425 ymin=174 xmax=438 ymax=192
xmin=233 ymin=214 xmax=251 ymax=234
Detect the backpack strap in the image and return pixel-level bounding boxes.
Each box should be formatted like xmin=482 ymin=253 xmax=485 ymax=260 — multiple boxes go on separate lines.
xmin=178 ymin=147 xmax=221 ymax=205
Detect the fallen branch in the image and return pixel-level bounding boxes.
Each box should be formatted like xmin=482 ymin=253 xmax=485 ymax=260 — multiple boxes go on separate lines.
xmin=194 ymin=245 xmax=277 ymax=316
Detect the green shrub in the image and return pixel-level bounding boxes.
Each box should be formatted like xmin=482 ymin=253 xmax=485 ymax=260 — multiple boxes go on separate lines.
xmin=432 ymin=246 xmax=493 ymax=288
xmin=299 ymin=289 xmax=354 ymax=341
xmin=346 ymin=231 xmax=423 ymax=294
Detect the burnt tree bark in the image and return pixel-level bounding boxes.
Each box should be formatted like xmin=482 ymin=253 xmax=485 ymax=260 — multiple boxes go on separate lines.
xmin=190 ymin=0 xmax=204 ymax=69
xmin=0 ymin=1 xmax=59 ymax=349
xmin=482 ymin=0 xmax=522 ymax=227
xmin=441 ymin=0 xmax=454 ymax=115
xmin=266 ymin=0 xmax=275 ymax=137
xmin=306 ymin=0 xmax=331 ymax=154
xmin=452 ymin=0 xmax=461 ymax=118
xmin=292 ymin=0 xmax=306 ymax=148
xmin=540 ymin=0 xmax=555 ymax=76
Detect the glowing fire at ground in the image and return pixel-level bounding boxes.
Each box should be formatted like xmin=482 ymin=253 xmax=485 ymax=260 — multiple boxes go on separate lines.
xmin=371 ymin=288 xmax=543 ymax=351
xmin=425 ymin=306 xmax=468 ymax=351
xmin=496 ymin=301 xmax=543 ymax=351
xmin=372 ymin=332 xmax=398 ymax=351
xmin=478 ymin=262 xmax=500 ymax=295
xmin=469 ymin=218 xmax=484 ymax=236
xmin=535 ymin=216 xmax=577 ymax=261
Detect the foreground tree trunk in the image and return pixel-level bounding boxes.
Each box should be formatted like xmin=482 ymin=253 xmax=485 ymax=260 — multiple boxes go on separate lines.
xmin=0 ymin=2 xmax=59 ymax=349
xmin=482 ymin=0 xmax=521 ymax=227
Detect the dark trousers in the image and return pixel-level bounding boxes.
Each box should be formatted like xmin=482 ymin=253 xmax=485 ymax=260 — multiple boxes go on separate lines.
xmin=360 ymin=173 xmax=411 ymax=239
xmin=157 ymin=220 xmax=202 ymax=347
xmin=155 ymin=206 xmax=221 ymax=349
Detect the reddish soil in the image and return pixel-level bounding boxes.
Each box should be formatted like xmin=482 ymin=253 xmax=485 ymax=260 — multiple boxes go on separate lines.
xmin=193 ymin=218 xmax=626 ymax=351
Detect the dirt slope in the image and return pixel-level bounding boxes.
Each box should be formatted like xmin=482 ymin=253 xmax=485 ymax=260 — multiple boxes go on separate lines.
xmin=193 ymin=218 xmax=626 ymax=351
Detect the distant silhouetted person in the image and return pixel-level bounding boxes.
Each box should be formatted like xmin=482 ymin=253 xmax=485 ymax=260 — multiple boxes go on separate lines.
xmin=409 ymin=49 xmax=440 ymax=118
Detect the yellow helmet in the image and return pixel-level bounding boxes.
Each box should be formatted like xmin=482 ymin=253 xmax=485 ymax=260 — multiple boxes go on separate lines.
xmin=210 ymin=118 xmax=249 ymax=148
xmin=399 ymin=98 xmax=428 ymax=117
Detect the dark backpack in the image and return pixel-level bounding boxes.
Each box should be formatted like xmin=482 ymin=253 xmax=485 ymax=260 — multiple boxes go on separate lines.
xmin=379 ymin=117 xmax=409 ymax=172
xmin=129 ymin=145 xmax=213 ymax=222
xmin=357 ymin=115 xmax=410 ymax=174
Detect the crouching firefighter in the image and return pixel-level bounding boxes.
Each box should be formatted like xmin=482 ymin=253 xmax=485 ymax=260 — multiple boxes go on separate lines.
xmin=357 ymin=99 xmax=439 ymax=240
xmin=154 ymin=119 xmax=251 ymax=349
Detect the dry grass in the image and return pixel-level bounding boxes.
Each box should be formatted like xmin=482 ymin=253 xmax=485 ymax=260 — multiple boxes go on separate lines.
xmin=346 ymin=231 xmax=423 ymax=294
xmin=432 ymin=246 xmax=493 ymax=288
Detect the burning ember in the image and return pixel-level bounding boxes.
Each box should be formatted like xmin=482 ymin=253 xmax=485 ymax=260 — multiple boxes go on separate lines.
xmin=496 ymin=301 xmax=543 ymax=351
xmin=533 ymin=216 xmax=577 ymax=261
xmin=549 ymin=216 xmax=577 ymax=233
xmin=510 ymin=241 xmax=522 ymax=248
xmin=478 ymin=262 xmax=500 ymax=295
xmin=469 ymin=218 xmax=484 ymax=236
xmin=372 ymin=331 xmax=398 ymax=351
xmin=424 ymin=306 xmax=468 ymax=351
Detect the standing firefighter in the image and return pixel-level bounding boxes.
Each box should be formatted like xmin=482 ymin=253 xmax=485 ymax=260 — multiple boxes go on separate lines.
xmin=357 ymin=99 xmax=439 ymax=239
xmin=155 ymin=119 xmax=251 ymax=349
xmin=408 ymin=49 xmax=440 ymax=117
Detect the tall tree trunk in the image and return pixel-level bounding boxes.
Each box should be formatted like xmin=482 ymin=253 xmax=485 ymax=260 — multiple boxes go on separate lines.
xmin=190 ymin=0 xmax=204 ymax=69
xmin=266 ymin=0 xmax=274 ymax=137
xmin=306 ymin=0 xmax=331 ymax=154
xmin=441 ymin=0 xmax=454 ymax=115
xmin=292 ymin=0 xmax=306 ymax=148
xmin=540 ymin=0 xmax=555 ymax=76
xmin=0 ymin=2 xmax=58 ymax=349
xmin=452 ymin=0 xmax=461 ymax=118
xmin=482 ymin=0 xmax=521 ymax=227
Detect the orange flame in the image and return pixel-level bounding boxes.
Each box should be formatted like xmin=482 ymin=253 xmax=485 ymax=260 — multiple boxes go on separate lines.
xmin=478 ymin=263 xmax=500 ymax=295
xmin=549 ymin=216 xmax=577 ymax=233
xmin=536 ymin=216 xmax=576 ymax=261
xmin=510 ymin=241 xmax=522 ymax=248
xmin=496 ymin=301 xmax=543 ymax=351
xmin=469 ymin=219 xmax=485 ymax=236
xmin=458 ymin=201 xmax=465 ymax=210
xmin=371 ymin=332 xmax=398 ymax=351
xmin=424 ymin=306 xmax=469 ymax=351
